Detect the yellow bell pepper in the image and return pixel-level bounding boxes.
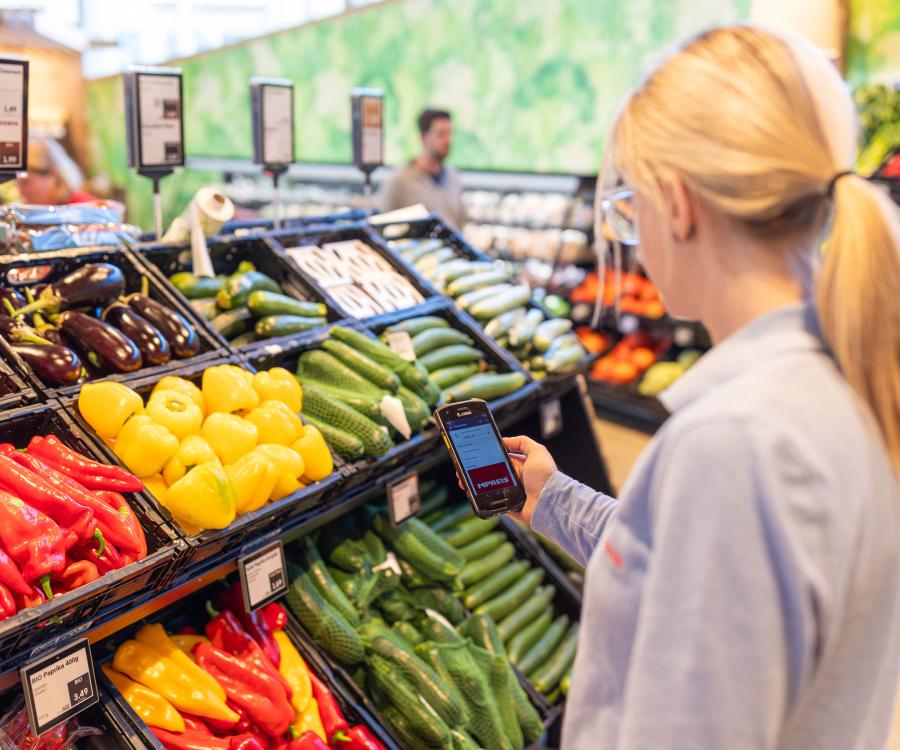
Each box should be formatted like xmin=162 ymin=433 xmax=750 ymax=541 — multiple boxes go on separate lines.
xmin=171 ymin=514 xmax=203 ymax=536
xmin=225 ymin=451 xmax=279 ymax=514
xmin=152 ymin=375 xmax=206 ymax=415
xmin=101 ymin=665 xmax=185 ymax=732
xmin=294 ymin=696 xmax=326 ymax=742
xmin=253 ymin=368 xmax=303 ymax=413
xmin=162 ymin=462 xmax=236 ymax=530
xmin=170 ymin=634 xmax=209 ymax=658
xmin=245 ymin=401 xmax=302 ymax=445
xmin=253 ymin=444 xmax=305 ymax=501
xmin=291 ymin=425 xmax=333 ymax=482
xmin=113 ymin=415 xmax=179 ymax=478
xmin=201 ymin=413 xmax=259 ymax=465
xmin=78 ymin=381 xmax=143 ymax=439
xmin=163 ymin=435 xmax=220 ymax=486
xmin=143 ymin=473 xmax=168 ymax=502
xmin=202 ymin=364 xmax=260 ymax=414
xmin=146 ymin=389 xmax=204 ymax=440
xmin=135 ymin=624 xmax=226 ymax=703
xmin=274 ymin=630 xmax=312 ymax=714
xmin=112 ymin=639 xmax=239 ymax=724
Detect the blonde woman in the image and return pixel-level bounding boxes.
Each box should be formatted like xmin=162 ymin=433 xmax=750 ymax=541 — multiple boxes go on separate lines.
xmin=504 ymin=25 xmax=900 ymax=749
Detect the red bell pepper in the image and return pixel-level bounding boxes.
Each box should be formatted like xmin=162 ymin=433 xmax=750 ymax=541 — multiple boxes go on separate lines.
xmin=346 ymin=725 xmax=386 ymax=750
xmin=194 ymin=642 xmax=293 ymax=738
xmin=152 ymin=727 xmax=230 ymax=750
xmin=27 ymin=435 xmax=143 ymax=493
xmin=228 ymin=735 xmax=268 ymax=750
xmin=292 ymin=732 xmax=330 ymax=750
xmin=308 ymin=670 xmax=349 ymax=745
xmin=0 ymin=582 xmax=15 ymax=621
xmin=220 ymin=580 xmax=281 ymax=667
xmin=69 ymin=536 xmax=126 ymax=575
xmin=0 ymin=491 xmax=65 ymax=598
xmin=0 ymin=704 xmax=68 ymax=750
xmin=0 ymin=546 xmax=33 ymax=598
xmin=259 ymin=601 xmax=289 ymax=632
xmin=55 ymin=559 xmax=100 ymax=594
xmin=93 ymin=489 xmax=147 ymax=560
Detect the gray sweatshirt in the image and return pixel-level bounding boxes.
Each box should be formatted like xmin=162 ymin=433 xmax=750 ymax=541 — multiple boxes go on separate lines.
xmin=377 ymin=162 xmax=466 ymax=228
xmin=532 ymin=303 xmax=900 ymax=749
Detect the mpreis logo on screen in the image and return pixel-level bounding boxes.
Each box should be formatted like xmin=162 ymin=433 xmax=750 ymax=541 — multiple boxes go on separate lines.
xmin=445 ymin=413 xmax=516 ymax=496
xmin=468 ymin=462 xmax=513 ymax=492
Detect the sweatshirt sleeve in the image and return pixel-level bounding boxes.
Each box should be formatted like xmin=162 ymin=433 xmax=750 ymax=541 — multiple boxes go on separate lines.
xmin=530 ymin=471 xmax=619 ymax=567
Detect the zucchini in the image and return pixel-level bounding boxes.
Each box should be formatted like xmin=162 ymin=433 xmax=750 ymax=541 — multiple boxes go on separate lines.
xmin=300 ymin=381 xmax=386 ymax=425
xmin=546 ymin=344 xmax=586 ymax=373
xmin=455 ymin=284 xmax=512 ymax=312
xmin=463 ymin=613 xmax=507 ymax=657
xmin=374 ymin=514 xmax=464 ymax=582
xmin=423 ymin=586 xmax=466 ymax=625
xmin=296 ymin=349 xmax=386 ymax=397
xmin=458 ymin=542 xmax=515 ymax=587
xmin=560 ymin=665 xmax=573 ymax=696
xmin=469 ymin=285 xmax=531 ymax=320
xmin=531 ymin=624 xmax=578 ymax=694
xmin=210 ymin=307 xmax=252 ymax=339
xmin=415 ymin=246 xmax=457 ymax=272
xmin=483 ymin=307 xmax=526 ymax=339
xmin=441 ymin=516 xmax=499 ymax=547
xmin=380 ymin=706 xmax=443 ymax=750
xmin=392 ymin=620 xmax=424 ymax=646
xmin=457 ymin=531 xmax=506 ymax=561
xmin=419 ymin=483 xmax=449 ymax=516
xmin=442 ymin=261 xmax=494 ymax=284
xmin=419 ymin=345 xmax=484 ymax=373
xmin=507 ymin=610 xmax=552 ymax=664
xmin=169 ymin=272 xmax=225 ymax=299
xmin=518 ymin=615 xmax=570 ymax=678
xmin=396 ymin=385 xmax=432 ymax=432
xmin=414 ymin=643 xmax=472 ymax=726
xmin=418 ymin=617 xmax=463 ymax=644
xmin=301 ymin=384 xmax=394 ymax=457
xmin=189 ymin=297 xmax=219 ymax=320
xmin=411 ymin=328 xmax=474 ymax=357
xmin=385 ymin=315 xmax=450 ymax=336
xmin=463 ymin=560 xmax=529 ymax=610
xmin=474 ymin=567 xmax=545 ymax=621
xmin=398 ymin=556 xmax=431 ymax=589
xmin=216 ymin=270 xmax=280 ymax=310
xmin=496 ymin=585 xmax=556 ymax=642
xmin=404 ymin=239 xmax=445 ymax=264
xmin=330 ymin=325 xmax=415 ymax=375
xmin=507 ymin=308 xmax=544 ymax=347
xmin=429 ymin=504 xmax=475 ymax=533
xmin=299 ymin=413 xmax=365 ymax=460
xmin=533 ymin=318 xmax=573 ymax=352
xmin=446 ymin=270 xmax=512 ymax=298
xmin=512 ymin=681 xmax=544 ymax=744
xmin=298 ymin=537 xmax=359 ymax=625
xmin=424 ymin=258 xmax=473 ymax=285
xmin=430 ymin=363 xmax=480 ymax=389
xmin=443 ymin=372 xmax=526 ymax=403
xmin=246 ymin=290 xmax=327 ymax=318
xmin=228 ymin=331 xmax=257 ymax=347
xmin=255 ymin=314 xmax=325 ymax=338
xmin=321 ymin=338 xmax=401 ymax=392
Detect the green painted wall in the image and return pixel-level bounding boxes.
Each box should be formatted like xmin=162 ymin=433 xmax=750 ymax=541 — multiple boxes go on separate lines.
xmin=847 ymin=0 xmax=900 ymax=86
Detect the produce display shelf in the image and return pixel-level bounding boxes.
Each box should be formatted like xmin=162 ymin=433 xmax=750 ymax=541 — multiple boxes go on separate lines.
xmin=588 ymin=378 xmax=669 ymax=433
xmin=0 ymin=355 xmax=37 ymax=415
xmin=218 ymin=207 xmax=371 ymax=237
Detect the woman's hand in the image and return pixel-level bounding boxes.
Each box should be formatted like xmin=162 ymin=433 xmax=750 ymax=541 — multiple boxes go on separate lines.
xmin=502 ymin=435 xmax=557 ymax=525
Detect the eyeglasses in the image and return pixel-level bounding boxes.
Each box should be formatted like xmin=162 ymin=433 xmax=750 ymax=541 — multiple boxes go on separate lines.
xmin=598 ymin=186 xmax=638 ymax=246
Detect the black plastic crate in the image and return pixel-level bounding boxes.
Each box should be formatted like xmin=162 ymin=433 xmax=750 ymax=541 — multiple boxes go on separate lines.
xmin=134 ymin=236 xmax=345 ymax=356
xmin=267 ymin=221 xmax=438 ymax=329
xmin=218 ymin=208 xmax=372 ymax=237
xmin=0 ymin=247 xmax=224 ymax=400
xmin=375 ymin=212 xmax=494 ymax=263
xmin=0 ymin=352 xmax=36 ymax=413
xmin=67 ymin=357 xmax=343 ymax=576
xmin=0 ymin=403 xmax=182 ymax=674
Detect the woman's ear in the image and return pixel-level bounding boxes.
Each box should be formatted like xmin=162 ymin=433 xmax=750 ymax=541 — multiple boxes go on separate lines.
xmin=662 ymin=175 xmax=696 ymax=243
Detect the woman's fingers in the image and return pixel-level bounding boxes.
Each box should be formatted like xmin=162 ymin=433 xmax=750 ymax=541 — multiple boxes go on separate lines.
xmin=503 ymin=435 xmax=539 ymax=455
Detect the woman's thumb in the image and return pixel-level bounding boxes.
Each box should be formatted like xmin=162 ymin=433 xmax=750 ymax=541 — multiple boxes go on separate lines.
xmin=503 ymin=435 xmax=536 ymax=455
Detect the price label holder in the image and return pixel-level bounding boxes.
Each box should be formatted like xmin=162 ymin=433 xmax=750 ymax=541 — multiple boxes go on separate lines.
xmin=388 ymin=472 xmax=421 ymax=525
xmin=124 ymin=66 xmax=184 ymax=239
xmin=238 ymin=539 xmax=288 ymax=612
xmin=385 ymin=330 xmax=416 ymax=361
xmin=540 ymin=397 xmax=563 ymax=439
xmin=351 ymin=87 xmax=384 ymax=199
xmin=0 ymin=55 xmax=28 ymax=183
xmin=250 ymin=77 xmax=294 ymax=230
xmin=20 ymin=638 xmax=98 ymax=735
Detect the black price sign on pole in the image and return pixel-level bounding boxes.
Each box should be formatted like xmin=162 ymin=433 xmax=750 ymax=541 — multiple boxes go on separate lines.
xmin=0 ymin=55 xmax=28 ymax=183
xmin=388 ymin=472 xmax=421 ymax=525
xmin=351 ymin=87 xmax=384 ymax=200
xmin=20 ymin=638 xmax=98 ymax=735
xmin=250 ymin=77 xmax=294 ymax=230
xmin=124 ymin=66 xmax=184 ymax=239
xmin=238 ymin=539 xmax=288 ymax=612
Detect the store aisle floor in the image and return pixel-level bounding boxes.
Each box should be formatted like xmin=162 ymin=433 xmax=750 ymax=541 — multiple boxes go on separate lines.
xmin=592 ymin=417 xmax=651 ymax=495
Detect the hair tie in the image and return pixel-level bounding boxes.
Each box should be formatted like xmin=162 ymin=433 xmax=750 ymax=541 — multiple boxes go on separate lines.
xmin=826 ymin=170 xmax=854 ymax=197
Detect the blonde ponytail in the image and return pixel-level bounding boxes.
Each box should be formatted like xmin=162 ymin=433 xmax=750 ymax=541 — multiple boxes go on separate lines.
xmin=817 ymin=175 xmax=900 ymax=468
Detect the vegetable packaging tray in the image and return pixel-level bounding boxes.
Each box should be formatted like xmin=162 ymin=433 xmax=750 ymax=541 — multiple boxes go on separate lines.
xmin=96 ymin=577 xmax=399 ymax=750
xmin=67 ymin=357 xmax=344 ymax=578
xmin=0 ymin=247 xmax=224 ymax=401
xmin=0 ymin=402 xmax=182 ymax=674
xmin=267 ymin=222 xmax=437 ymax=328
xmin=135 ymin=236 xmax=344 ymax=356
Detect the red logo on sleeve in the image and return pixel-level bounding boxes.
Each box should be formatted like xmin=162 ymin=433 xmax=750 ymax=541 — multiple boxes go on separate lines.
xmin=468 ymin=463 xmax=512 ymax=495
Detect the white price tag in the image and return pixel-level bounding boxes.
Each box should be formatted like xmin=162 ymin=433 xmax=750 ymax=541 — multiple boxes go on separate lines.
xmin=540 ymin=397 xmax=563 ymax=439
xmin=238 ymin=540 xmax=288 ymax=612
xmin=0 ymin=58 xmax=28 ymax=171
xmin=388 ymin=472 xmax=421 ymax=525
xmin=20 ymin=638 xmax=98 ymax=735
xmin=385 ymin=330 xmax=416 ymax=361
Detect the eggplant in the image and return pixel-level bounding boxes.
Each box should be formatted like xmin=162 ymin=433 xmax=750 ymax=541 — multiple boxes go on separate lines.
xmin=59 ymin=310 xmax=142 ymax=373
xmin=0 ymin=313 xmax=52 ymax=345
xmin=17 ymin=264 xmax=126 ymax=316
xmin=12 ymin=342 xmax=83 ymax=385
xmin=127 ymin=295 xmax=199 ymax=358
xmin=103 ymin=303 xmax=171 ymax=366
xmin=0 ymin=289 xmax=26 ymax=314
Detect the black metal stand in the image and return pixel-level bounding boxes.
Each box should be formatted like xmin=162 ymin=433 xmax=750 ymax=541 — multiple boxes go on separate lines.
xmin=138 ymin=168 xmax=173 ymax=240
xmin=264 ymin=165 xmax=288 ymax=230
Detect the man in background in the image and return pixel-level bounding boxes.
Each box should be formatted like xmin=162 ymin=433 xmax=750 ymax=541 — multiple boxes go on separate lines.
xmin=378 ymin=108 xmax=466 ymax=228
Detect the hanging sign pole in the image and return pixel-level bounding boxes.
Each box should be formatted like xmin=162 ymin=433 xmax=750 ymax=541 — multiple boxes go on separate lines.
xmin=251 ymin=77 xmax=294 ymax=231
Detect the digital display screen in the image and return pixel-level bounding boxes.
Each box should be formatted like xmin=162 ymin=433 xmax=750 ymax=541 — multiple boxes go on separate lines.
xmin=445 ymin=413 xmax=515 ymax=496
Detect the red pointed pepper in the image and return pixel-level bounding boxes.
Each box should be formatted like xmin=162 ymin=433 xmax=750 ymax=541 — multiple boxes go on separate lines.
xmin=0 ymin=491 xmax=65 ymax=599
xmin=259 ymin=601 xmax=289 ymax=632
xmin=151 ymin=727 xmax=230 ymax=750
xmin=219 ymin=580 xmax=281 ymax=667
xmin=69 ymin=536 xmax=126 ymax=575
xmin=346 ymin=725 xmax=387 ymax=750
xmin=94 ymin=490 xmax=147 ymax=560
xmin=27 ymin=435 xmax=143 ymax=493
xmin=0 ymin=583 xmax=15 ymax=621
xmin=55 ymin=559 xmax=100 ymax=594
xmin=308 ymin=670 xmax=349 ymax=745
xmin=0 ymin=547 xmax=33 ymax=598
xmin=292 ymin=732 xmax=330 ymax=750
xmin=228 ymin=735 xmax=267 ymax=750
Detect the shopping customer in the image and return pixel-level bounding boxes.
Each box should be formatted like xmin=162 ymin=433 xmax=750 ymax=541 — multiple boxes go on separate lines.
xmin=503 ymin=25 xmax=900 ymax=750
xmin=16 ymin=138 xmax=97 ymax=205
xmin=378 ymin=108 xmax=466 ymax=228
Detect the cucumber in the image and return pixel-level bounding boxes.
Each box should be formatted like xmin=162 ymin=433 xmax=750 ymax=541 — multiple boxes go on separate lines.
xmin=442 ymin=261 xmax=494 ymax=284
xmin=385 ymin=315 xmax=450 ymax=336
xmin=442 ymin=516 xmax=499 ymax=547
xmin=404 ymin=239 xmax=445 ymax=265
xmin=419 ymin=345 xmax=484 ymax=373
xmin=475 ymin=568 xmax=545 ymax=621
xmin=443 ymin=372 xmax=526 ymax=402
xmin=469 ymin=286 xmax=531 ymax=320
xmin=458 ymin=542 xmax=515 ymax=587
xmin=560 ymin=665 xmax=573 ymax=696
xmin=301 ymin=384 xmax=394 ymax=457
xmin=296 ymin=349 xmax=386 ymax=397
xmin=483 ymin=307 xmax=527 ymax=339
xmin=300 ymin=381 xmax=386 ymax=425
xmin=430 ymin=363 xmax=480 ymax=389
xmin=457 ymin=531 xmax=506 ymax=561
xmin=545 ymin=332 xmax=581 ymax=353
xmin=330 ymin=326 xmax=415 ymax=375
xmin=299 ymin=413 xmax=364 ymax=460
xmin=411 ymin=328 xmax=474 ymax=357
xmin=455 ymin=284 xmax=512 ymax=312
xmin=496 ymin=585 xmax=555 ymax=642
xmin=392 ymin=620 xmax=425 ymax=646
xmin=381 ymin=705 xmax=445 ymax=750
xmin=446 ymin=270 xmax=512 ymax=298
xmin=546 ymin=344 xmax=585 ymax=373
xmin=419 ymin=484 xmax=449 ymax=516
xmin=531 ymin=623 xmax=578 ymax=694
xmin=321 ymin=338 xmax=401 ymax=392
xmin=518 ymin=615 xmax=570 ymax=678
xmin=463 ymin=560 xmax=529 ymax=610
xmin=189 ymin=297 xmax=219 ymax=320
xmin=374 ymin=515 xmax=464 ymax=583
xmin=533 ymin=318 xmax=573 ymax=352
xmin=415 ymin=246 xmax=457 ymax=272
xmin=210 ymin=307 xmax=252 ymax=339
xmin=298 ymin=537 xmax=359 ymax=625
xmin=216 ymin=270 xmax=280 ymax=310
xmin=246 ymin=290 xmax=327 ymax=318
xmin=429 ymin=504 xmax=475 ymax=533
xmin=414 ymin=643 xmax=472 ymax=726
xmin=423 ymin=586 xmax=466 ymax=625
xmin=396 ymin=385 xmax=432 ymax=432
xmin=228 ymin=331 xmax=257 ymax=347
xmin=508 ymin=308 xmax=544 ymax=347
xmin=418 ymin=617 xmax=463 ymax=644
xmin=507 ymin=610 xmax=552 ymax=664
xmin=424 ymin=258 xmax=473 ymax=285
xmin=169 ymin=272 xmax=225 ymax=299
xmin=255 ymin=314 xmax=325 ymax=338
xmin=402 ymin=517 xmax=466 ymax=572
xmin=463 ymin=613 xmax=507 ymax=657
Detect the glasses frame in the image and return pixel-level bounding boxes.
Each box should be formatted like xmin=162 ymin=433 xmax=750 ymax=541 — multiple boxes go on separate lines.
xmin=598 ymin=185 xmax=639 ymax=247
